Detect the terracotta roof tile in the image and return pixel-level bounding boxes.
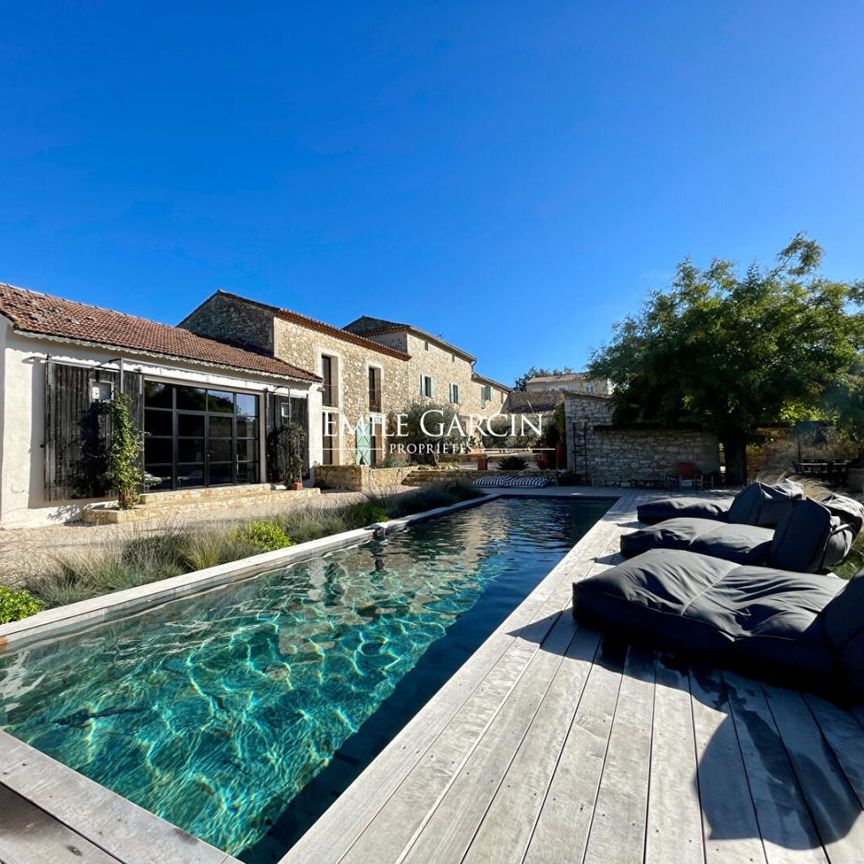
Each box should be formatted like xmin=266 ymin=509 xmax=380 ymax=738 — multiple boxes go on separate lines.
xmin=0 ymin=282 xmax=320 ymax=382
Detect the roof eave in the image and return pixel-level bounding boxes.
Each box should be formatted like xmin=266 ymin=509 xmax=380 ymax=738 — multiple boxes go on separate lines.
xmin=10 ymin=328 xmax=322 ymax=384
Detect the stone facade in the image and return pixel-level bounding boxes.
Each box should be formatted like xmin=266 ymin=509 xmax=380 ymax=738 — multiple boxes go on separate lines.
xmin=273 ymin=316 xmax=408 ymax=465
xmin=349 ymin=329 xmax=508 ymax=419
xmin=565 ymin=393 xmax=720 ymax=486
xmin=182 ymin=292 xmax=511 ymax=470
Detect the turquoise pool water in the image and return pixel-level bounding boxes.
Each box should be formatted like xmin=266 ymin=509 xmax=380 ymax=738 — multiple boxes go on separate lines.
xmin=0 ymin=497 xmax=609 ymax=861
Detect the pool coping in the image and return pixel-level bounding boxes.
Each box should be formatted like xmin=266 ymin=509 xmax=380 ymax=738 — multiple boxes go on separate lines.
xmin=0 ymin=492 xmax=503 ymax=652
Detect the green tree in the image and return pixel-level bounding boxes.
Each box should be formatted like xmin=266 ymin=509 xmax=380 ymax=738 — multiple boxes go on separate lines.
xmin=106 ymin=393 xmax=144 ymax=509
xmin=589 ymin=235 xmax=864 ymax=484
xmin=513 ymin=365 xmax=574 ymax=391
xmin=823 ymin=361 xmax=864 ymax=462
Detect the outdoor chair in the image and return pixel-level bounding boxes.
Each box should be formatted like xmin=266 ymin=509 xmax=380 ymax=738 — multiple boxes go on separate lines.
xmin=636 ymin=479 xmax=803 ymax=527
xmin=621 ymin=493 xmax=864 ymax=573
xmin=572 ymin=548 xmax=864 ymax=699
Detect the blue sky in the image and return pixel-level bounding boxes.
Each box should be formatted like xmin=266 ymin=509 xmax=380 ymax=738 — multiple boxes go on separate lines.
xmin=1 ymin=2 xmax=862 ymax=385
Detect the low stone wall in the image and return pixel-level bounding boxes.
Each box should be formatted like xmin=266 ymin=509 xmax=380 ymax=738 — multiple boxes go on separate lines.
xmin=313 ymin=465 xmax=415 ymax=492
xmin=588 ymin=428 xmax=720 ymax=486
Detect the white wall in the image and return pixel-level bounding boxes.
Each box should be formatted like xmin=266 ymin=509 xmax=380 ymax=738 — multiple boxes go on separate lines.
xmin=0 ymin=329 xmax=317 ymax=528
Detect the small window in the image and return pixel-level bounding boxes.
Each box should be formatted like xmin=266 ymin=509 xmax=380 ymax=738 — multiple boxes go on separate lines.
xmin=368 ymin=366 xmax=382 ymax=413
xmin=424 ymin=341 xmax=430 ymax=351
xmin=449 ymin=383 xmax=460 ymax=404
xmin=321 ymin=355 xmax=337 ymax=407
xmin=585 ymin=383 xmax=595 ymax=394
xmin=281 ymin=403 xmax=291 ymax=419
xmin=421 ymin=375 xmax=434 ymax=398
xmin=451 ymin=353 xmax=455 ymax=363
xmin=480 ymin=384 xmax=492 ymax=408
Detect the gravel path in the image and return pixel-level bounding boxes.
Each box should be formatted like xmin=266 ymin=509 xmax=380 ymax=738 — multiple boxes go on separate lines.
xmin=0 ymin=490 xmax=370 ymax=588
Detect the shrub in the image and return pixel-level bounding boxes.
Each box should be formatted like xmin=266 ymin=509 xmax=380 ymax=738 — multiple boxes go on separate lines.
xmin=26 ymin=555 xmax=107 ymax=608
xmin=276 ymin=510 xmax=350 ymax=544
xmin=0 ymin=585 xmax=43 ymax=624
xmin=386 ymin=480 xmax=484 ymax=518
xmin=340 ymin=502 xmax=390 ymax=528
xmin=232 ymin=521 xmax=294 ymax=553
xmin=498 ymin=455 xmax=528 ymax=471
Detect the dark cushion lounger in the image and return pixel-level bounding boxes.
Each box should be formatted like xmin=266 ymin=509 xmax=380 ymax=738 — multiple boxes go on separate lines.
xmin=572 ymin=549 xmax=848 ymax=691
xmin=636 ymin=479 xmax=804 ymax=528
xmin=622 ymin=494 xmax=864 ymax=573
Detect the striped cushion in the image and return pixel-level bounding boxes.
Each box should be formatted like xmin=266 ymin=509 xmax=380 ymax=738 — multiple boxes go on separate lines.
xmin=473 ymin=475 xmax=551 ymax=488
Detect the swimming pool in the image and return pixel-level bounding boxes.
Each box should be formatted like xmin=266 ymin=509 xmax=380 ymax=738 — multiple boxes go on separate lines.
xmin=0 ymin=496 xmax=609 ymax=861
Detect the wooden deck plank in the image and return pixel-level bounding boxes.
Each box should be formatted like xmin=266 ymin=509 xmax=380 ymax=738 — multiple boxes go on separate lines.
xmin=460 ymin=624 xmax=602 ymax=864
xmin=645 ymin=657 xmax=705 ymax=864
xmin=689 ymin=668 xmax=768 ymax=864
xmin=804 ymin=694 xmax=864 ymax=809
xmin=582 ymin=645 xmax=656 ymax=864
xmin=0 ymin=783 xmax=122 ymax=864
xmin=285 ymin=493 xmax=632 ymax=864
xmin=762 ymin=684 xmax=864 ymax=864
xmin=399 ymin=616 xmax=578 ymax=864
xmin=723 ymin=672 xmax=828 ymax=864
xmin=522 ymin=639 xmax=626 ymax=864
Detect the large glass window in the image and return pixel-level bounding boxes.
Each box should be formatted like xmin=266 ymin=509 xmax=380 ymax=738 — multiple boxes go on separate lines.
xmin=143 ymin=383 xmax=260 ymax=490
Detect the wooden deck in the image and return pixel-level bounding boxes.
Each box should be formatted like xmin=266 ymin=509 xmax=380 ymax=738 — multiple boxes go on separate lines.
xmin=284 ymin=491 xmax=864 ymax=864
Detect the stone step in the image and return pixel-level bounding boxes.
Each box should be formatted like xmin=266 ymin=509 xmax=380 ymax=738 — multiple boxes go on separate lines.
xmin=138 ymin=483 xmax=274 ymax=505
xmin=81 ymin=487 xmax=322 ymax=525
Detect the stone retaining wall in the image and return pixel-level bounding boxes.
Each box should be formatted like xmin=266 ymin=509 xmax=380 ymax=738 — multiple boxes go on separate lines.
xmin=313 ymin=465 xmax=415 ymax=492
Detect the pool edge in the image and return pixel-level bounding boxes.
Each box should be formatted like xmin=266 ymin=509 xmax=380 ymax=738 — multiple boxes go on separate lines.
xmin=0 ymin=492 xmax=504 ymax=653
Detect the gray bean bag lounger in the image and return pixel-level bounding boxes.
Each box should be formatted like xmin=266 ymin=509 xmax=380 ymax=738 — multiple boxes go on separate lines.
xmin=636 ymin=479 xmax=804 ymax=528
xmin=621 ymin=494 xmax=864 ymax=572
xmin=572 ymin=548 xmax=856 ymax=693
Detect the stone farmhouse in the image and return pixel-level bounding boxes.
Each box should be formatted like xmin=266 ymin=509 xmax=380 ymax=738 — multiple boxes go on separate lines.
xmin=182 ymin=292 xmax=510 ymax=467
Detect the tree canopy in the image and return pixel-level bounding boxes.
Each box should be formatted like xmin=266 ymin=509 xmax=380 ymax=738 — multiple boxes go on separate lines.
xmin=588 ymin=235 xmax=864 ymax=483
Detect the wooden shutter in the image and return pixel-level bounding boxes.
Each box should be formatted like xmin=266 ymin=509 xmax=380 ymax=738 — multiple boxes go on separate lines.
xmin=43 ymin=362 xmax=143 ymax=502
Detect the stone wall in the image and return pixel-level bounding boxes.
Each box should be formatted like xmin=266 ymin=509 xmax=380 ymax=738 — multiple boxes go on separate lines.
xmin=588 ymin=428 xmax=720 ymax=486
xmin=313 ymin=464 xmax=414 ymax=492
xmin=565 ymin=393 xmax=719 ymax=486
xmin=402 ymin=332 xmax=507 ymax=419
xmin=181 ymin=292 xmax=276 ymax=355
xmin=273 ymin=317 xmax=408 ymax=464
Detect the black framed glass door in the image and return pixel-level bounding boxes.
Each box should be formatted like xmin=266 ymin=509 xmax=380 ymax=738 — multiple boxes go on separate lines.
xmin=144 ymin=382 xmax=260 ymax=490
